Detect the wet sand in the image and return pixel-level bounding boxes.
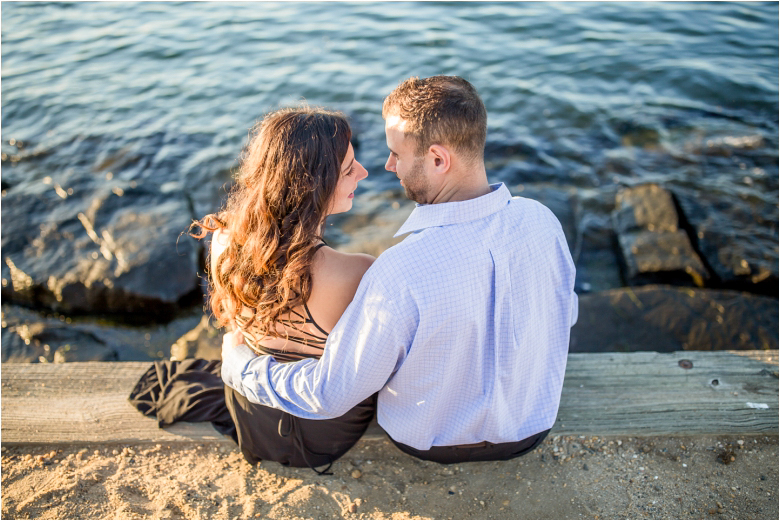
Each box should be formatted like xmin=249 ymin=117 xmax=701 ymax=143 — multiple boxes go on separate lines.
xmin=2 ymin=434 xmax=777 ymax=519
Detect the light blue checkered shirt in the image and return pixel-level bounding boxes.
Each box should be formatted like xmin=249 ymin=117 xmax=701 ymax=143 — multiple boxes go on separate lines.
xmin=223 ymin=183 xmax=578 ymax=450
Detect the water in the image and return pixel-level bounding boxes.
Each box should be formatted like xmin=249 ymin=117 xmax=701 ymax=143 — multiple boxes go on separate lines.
xmin=2 ymin=1 xmax=778 ymax=290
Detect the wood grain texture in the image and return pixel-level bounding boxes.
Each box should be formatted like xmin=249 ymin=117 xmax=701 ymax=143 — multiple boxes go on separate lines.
xmin=556 ymin=351 xmax=778 ymax=436
xmin=2 ymin=351 xmax=777 ymax=445
xmin=1 ymin=362 xmax=226 ymax=444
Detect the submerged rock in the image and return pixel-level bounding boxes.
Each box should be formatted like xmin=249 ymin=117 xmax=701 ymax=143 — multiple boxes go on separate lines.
xmin=1 ymin=178 xmax=201 ymax=321
xmin=612 ymin=184 xmax=708 ymax=287
xmin=570 ymin=285 xmax=778 ymax=353
xmin=1 ymin=323 xmax=119 ymax=363
xmin=1 ymin=303 xmax=205 ymax=362
xmin=1 ymin=307 xmax=121 ymax=363
xmin=571 ymin=187 xmax=623 ymax=292
xmin=688 ymin=135 xmax=765 ymax=157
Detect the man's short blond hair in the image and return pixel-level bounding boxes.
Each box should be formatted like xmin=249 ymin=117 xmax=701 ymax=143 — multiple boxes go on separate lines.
xmin=382 ymin=76 xmax=487 ymax=163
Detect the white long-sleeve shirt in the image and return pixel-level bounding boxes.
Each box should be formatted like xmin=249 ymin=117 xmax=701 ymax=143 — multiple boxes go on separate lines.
xmin=223 ymin=183 xmax=578 ymax=450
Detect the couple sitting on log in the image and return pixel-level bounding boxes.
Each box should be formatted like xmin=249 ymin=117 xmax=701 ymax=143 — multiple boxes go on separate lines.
xmin=181 ymin=76 xmax=578 ymax=472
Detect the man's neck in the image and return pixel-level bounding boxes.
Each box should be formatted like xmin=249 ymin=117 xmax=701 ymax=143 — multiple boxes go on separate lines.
xmin=429 ymin=168 xmax=491 ymax=204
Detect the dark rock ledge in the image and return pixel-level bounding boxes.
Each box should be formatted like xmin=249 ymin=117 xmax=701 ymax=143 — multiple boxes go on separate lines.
xmin=1 ymin=178 xmax=202 ymax=322
xmin=571 ymin=285 xmax=778 ymax=353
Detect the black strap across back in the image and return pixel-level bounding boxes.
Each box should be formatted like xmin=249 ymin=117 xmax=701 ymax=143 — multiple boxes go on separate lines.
xmin=235 ymin=242 xmax=330 ymax=363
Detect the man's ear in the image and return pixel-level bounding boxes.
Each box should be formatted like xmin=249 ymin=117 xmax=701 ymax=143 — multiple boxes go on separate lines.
xmin=428 ymin=144 xmax=451 ymax=175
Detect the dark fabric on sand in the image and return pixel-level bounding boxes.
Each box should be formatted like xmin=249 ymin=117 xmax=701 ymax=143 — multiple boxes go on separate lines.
xmin=128 ymin=359 xmax=237 ymax=440
xmin=128 ymin=359 xmax=376 ymax=473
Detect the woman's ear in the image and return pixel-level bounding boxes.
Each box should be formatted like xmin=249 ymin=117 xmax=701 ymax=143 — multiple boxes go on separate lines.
xmin=428 ymin=144 xmax=451 ymax=175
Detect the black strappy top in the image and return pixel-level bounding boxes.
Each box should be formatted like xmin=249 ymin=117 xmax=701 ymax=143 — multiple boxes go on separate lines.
xmin=235 ymin=243 xmax=329 ymax=363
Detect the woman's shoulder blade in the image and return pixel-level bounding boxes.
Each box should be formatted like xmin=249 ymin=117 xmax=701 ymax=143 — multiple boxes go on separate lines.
xmin=305 ymin=248 xmax=374 ymax=329
xmin=316 ymin=248 xmax=374 ymax=281
xmin=312 ymin=248 xmax=373 ymax=296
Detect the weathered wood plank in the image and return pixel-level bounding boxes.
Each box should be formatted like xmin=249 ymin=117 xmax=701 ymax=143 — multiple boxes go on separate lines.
xmin=1 ymin=351 xmax=777 ymax=445
xmin=556 ymin=350 xmax=778 ymax=436
xmin=1 ymin=362 xmax=227 ymax=444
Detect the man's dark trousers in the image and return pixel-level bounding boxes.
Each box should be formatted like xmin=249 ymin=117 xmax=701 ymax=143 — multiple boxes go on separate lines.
xmin=391 ymin=429 xmax=550 ymax=464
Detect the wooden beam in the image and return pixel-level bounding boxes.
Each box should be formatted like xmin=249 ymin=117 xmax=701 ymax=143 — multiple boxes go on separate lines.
xmin=1 ymin=351 xmax=777 ymax=445
xmin=557 ymin=350 xmax=778 ymax=436
xmin=0 ymin=362 xmax=226 ymax=445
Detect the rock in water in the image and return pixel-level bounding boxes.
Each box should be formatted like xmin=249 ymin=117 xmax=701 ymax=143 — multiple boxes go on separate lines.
xmin=1 ymin=317 xmax=119 ymax=363
xmin=1 ymin=179 xmax=201 ymax=321
xmin=612 ymin=184 xmax=708 ymax=287
xmin=675 ymin=189 xmax=778 ymax=297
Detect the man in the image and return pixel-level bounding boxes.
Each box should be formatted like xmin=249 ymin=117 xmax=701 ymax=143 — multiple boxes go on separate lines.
xmin=222 ymin=76 xmax=578 ymax=464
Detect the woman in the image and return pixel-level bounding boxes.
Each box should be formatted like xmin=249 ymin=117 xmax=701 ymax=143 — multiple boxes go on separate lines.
xmin=191 ymin=107 xmax=373 ymax=473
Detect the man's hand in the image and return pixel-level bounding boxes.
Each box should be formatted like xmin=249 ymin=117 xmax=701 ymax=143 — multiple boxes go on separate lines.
xmin=222 ymin=328 xmax=245 ymax=360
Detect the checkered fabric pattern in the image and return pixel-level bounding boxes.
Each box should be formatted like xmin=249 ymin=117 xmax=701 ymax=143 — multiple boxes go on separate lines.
xmin=223 ymin=183 xmax=578 ymax=450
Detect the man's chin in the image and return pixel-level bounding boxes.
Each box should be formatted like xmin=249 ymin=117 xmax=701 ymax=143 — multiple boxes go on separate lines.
xmin=404 ymin=187 xmax=427 ymax=204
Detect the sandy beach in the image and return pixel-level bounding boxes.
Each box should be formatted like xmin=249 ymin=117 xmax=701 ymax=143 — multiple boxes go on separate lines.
xmin=2 ymin=434 xmax=777 ymax=519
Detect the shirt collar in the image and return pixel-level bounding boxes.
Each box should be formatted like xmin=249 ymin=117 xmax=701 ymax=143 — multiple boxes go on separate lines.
xmin=394 ymin=183 xmax=511 ymax=237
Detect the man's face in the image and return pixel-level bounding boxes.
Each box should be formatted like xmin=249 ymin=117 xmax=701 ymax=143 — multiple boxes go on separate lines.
xmin=385 ymin=116 xmax=430 ymax=204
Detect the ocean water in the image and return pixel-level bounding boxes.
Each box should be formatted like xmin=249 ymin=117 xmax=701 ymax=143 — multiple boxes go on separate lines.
xmin=2 ymin=0 xmax=778 ymax=275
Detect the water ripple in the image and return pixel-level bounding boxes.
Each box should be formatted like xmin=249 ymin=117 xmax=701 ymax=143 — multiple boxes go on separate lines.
xmin=1 ymin=0 xmax=777 ymax=221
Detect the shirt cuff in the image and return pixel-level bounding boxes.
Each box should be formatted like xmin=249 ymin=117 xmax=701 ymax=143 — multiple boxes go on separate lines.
xmin=221 ymin=343 xmax=258 ymax=395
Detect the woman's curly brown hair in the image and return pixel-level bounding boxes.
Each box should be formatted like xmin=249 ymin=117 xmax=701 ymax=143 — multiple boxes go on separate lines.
xmin=190 ymin=106 xmax=351 ymax=337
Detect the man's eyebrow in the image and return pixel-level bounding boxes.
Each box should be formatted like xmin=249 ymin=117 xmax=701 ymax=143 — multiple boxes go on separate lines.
xmin=341 ymin=157 xmax=355 ymax=172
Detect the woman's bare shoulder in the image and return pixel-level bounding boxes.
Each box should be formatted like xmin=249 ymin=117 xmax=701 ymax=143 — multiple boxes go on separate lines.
xmin=312 ymin=248 xmax=374 ymax=298
xmin=306 ymin=247 xmax=374 ymax=329
xmin=331 ymin=248 xmax=374 ymax=267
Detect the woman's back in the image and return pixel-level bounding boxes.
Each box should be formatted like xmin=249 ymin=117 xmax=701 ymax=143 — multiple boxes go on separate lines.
xmin=192 ymin=107 xmax=374 ymax=472
xmin=211 ymin=229 xmax=373 ymax=360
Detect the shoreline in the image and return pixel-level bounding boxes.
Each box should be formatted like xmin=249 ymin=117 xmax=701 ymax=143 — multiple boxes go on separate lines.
xmin=2 ymin=434 xmax=777 ymax=519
